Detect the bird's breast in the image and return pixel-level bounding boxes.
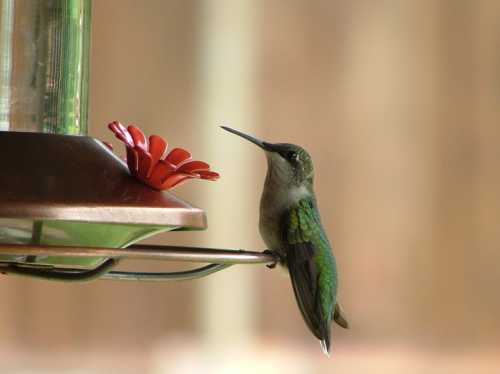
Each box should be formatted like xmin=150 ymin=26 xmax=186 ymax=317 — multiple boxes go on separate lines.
xmin=259 ymin=184 xmax=310 ymax=254
xmin=259 ymin=192 xmax=282 ymax=252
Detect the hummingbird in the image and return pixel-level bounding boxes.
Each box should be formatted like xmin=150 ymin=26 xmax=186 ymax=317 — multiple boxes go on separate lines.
xmin=221 ymin=126 xmax=348 ymax=356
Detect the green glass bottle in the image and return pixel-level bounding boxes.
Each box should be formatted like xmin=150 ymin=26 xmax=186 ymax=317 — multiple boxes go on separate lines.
xmin=0 ymin=0 xmax=91 ymax=135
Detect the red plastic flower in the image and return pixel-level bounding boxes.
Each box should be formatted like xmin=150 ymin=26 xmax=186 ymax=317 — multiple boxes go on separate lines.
xmin=108 ymin=121 xmax=219 ymax=190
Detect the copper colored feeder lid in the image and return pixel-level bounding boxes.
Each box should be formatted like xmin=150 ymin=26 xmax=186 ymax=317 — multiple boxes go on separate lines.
xmin=0 ymin=131 xmax=206 ymax=229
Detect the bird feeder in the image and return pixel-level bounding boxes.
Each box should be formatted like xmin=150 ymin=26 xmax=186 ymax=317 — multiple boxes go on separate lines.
xmin=0 ymin=0 xmax=273 ymax=282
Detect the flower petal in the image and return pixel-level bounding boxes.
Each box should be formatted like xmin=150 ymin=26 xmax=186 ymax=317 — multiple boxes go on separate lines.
xmin=148 ymin=135 xmax=167 ymax=174
xmin=136 ymin=147 xmax=153 ymax=180
xmin=148 ymin=160 xmax=176 ymax=188
xmin=166 ymin=178 xmax=192 ymax=190
xmin=108 ymin=121 xmax=133 ymax=147
xmin=178 ymin=160 xmax=210 ymax=173
xmin=126 ymin=147 xmax=139 ymax=176
xmin=159 ymin=173 xmax=196 ymax=190
xmin=128 ymin=125 xmax=147 ymax=151
xmin=197 ymin=170 xmax=220 ymax=180
xmin=164 ymin=147 xmax=191 ymax=166
xmin=102 ymin=141 xmax=113 ymax=151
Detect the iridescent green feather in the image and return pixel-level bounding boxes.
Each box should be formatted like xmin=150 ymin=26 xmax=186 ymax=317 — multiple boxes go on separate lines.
xmin=283 ymin=197 xmax=338 ymax=351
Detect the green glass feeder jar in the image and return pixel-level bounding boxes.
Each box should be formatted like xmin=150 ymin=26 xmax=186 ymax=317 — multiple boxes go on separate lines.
xmin=0 ymin=0 xmax=90 ymax=134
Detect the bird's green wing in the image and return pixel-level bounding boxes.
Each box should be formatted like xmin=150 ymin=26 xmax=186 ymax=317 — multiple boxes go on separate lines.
xmin=282 ymin=197 xmax=339 ymax=353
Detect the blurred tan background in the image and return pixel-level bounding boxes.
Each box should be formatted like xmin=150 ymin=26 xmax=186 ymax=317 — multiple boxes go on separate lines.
xmin=2 ymin=0 xmax=500 ymax=373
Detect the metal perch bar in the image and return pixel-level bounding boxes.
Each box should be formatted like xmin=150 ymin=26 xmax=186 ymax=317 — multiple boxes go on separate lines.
xmin=103 ymin=263 xmax=232 ymax=281
xmin=0 ymin=244 xmax=274 ymax=264
xmin=1 ymin=259 xmax=119 ymax=282
xmin=0 ymin=244 xmax=276 ymax=282
xmin=0 ymin=262 xmax=232 ymax=282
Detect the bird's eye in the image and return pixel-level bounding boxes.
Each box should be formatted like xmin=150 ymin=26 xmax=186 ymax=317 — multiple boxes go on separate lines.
xmin=287 ymin=151 xmax=298 ymax=161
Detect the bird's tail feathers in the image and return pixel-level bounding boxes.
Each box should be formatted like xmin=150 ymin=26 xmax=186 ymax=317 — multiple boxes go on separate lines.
xmin=333 ymin=302 xmax=349 ymax=329
xmin=320 ymin=335 xmax=331 ymax=357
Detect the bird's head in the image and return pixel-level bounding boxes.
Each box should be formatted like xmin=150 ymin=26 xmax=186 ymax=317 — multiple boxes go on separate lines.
xmin=221 ymin=126 xmax=314 ymax=188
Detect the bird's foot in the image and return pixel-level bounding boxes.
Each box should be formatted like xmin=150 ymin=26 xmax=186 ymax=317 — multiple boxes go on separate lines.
xmin=263 ymin=250 xmax=282 ymax=269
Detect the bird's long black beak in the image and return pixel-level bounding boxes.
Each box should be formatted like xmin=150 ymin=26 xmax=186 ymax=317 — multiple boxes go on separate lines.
xmin=220 ymin=126 xmax=275 ymax=151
